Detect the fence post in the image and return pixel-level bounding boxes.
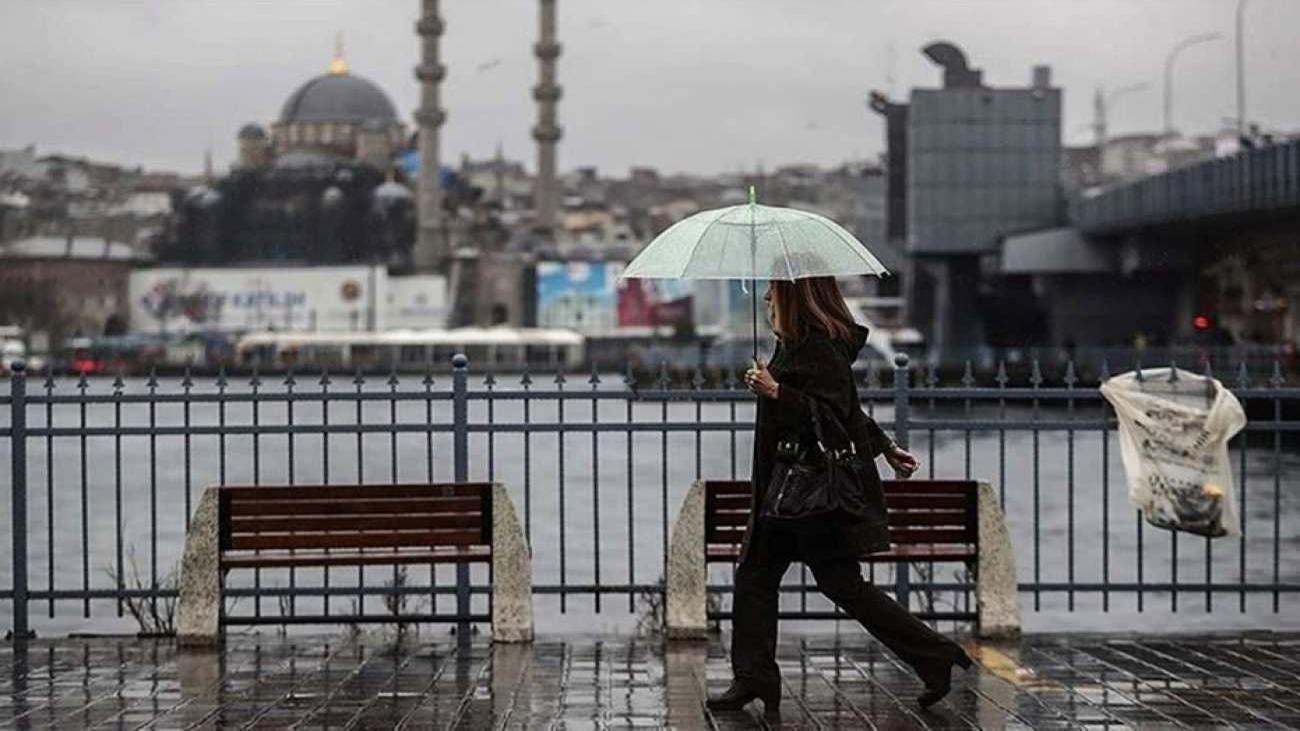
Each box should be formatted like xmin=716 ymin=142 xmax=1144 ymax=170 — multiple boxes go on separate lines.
xmin=9 ymin=360 xmax=28 ymax=644
xmin=451 ymin=353 xmax=470 ymax=638
xmin=892 ymin=353 xmax=911 ymax=450
xmin=890 ymin=353 xmax=912 ymax=609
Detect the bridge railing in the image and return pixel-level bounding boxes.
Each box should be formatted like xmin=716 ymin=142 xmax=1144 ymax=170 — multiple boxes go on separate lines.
xmin=1072 ymin=138 xmax=1300 ymax=234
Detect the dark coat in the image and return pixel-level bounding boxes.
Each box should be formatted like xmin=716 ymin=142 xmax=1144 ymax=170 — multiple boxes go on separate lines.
xmin=745 ymin=322 xmax=893 ymax=562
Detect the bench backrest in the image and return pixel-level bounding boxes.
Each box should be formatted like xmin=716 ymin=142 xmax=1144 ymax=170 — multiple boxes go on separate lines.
xmin=216 ymin=482 xmax=493 ymax=553
xmin=703 ymin=479 xmax=978 ymax=552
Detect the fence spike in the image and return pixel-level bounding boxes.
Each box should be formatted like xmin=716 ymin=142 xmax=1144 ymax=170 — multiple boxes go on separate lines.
xmin=249 ymin=362 xmax=262 ymax=388
xmin=1064 ymin=360 xmax=1078 ymax=388
xmin=387 ymin=358 xmax=400 ymax=387
xmin=352 ymin=365 xmax=365 ymax=386
xmin=1271 ymin=359 xmax=1284 ymax=388
xmin=284 ymin=365 xmax=297 ymax=388
xmin=520 ymin=366 xmax=533 ymax=388
xmin=1236 ymin=361 xmax=1251 ymax=389
xmin=216 ymin=363 xmax=228 ymax=389
xmin=181 ymin=360 xmax=194 ymax=389
xmin=554 ymin=363 xmax=567 ymax=385
xmin=484 ymin=366 xmax=497 ymax=388
xmin=656 ymin=360 xmax=671 ymax=390
xmin=1168 ymin=361 xmax=1179 ymax=383
xmin=723 ymin=362 xmax=737 ymax=390
xmin=924 ymin=361 xmax=939 ymax=388
xmin=113 ymin=366 xmax=125 ymax=393
xmin=318 ymin=365 xmax=332 ymax=388
xmin=961 ymin=360 xmax=975 ymax=388
xmin=43 ymin=368 xmax=55 ymax=391
xmin=622 ymin=359 xmax=636 ymax=392
xmin=1030 ymin=358 xmax=1043 ymax=387
xmin=421 ymin=359 xmax=434 ymax=387
xmin=995 ymin=360 xmax=1009 ymax=388
xmin=867 ymin=364 xmax=882 ymax=389
xmin=692 ymin=363 xmax=705 ymax=390
xmin=147 ymin=364 xmax=158 ymax=390
xmin=1100 ymin=357 xmax=1111 ymax=381
xmin=77 ymin=367 xmax=89 ymax=391
xmin=1202 ymin=357 xmax=1214 ymax=381
xmin=588 ymin=362 xmax=601 ymax=386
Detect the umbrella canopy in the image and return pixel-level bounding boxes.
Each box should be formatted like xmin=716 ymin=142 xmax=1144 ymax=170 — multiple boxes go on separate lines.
xmin=620 ymin=192 xmax=888 ymax=282
xmin=619 ymin=187 xmax=889 ymax=362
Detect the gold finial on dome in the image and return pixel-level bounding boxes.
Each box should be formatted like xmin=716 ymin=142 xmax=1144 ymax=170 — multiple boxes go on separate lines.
xmin=328 ymin=32 xmax=350 ymax=75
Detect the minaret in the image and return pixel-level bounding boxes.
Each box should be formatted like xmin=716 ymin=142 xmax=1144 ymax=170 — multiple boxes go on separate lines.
xmin=414 ymin=0 xmax=447 ymax=271
xmin=493 ymin=141 xmax=507 ymax=207
xmin=532 ymin=0 xmax=562 ymax=236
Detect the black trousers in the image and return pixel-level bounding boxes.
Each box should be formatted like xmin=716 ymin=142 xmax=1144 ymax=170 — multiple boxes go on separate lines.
xmin=731 ymin=522 xmax=962 ymax=690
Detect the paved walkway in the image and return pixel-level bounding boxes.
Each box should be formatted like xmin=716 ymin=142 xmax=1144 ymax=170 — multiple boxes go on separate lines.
xmin=2 ymin=631 xmax=1299 ymax=729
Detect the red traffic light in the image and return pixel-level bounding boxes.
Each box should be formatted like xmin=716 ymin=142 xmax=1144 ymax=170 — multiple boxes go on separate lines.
xmin=1193 ymin=315 xmax=1211 ymax=331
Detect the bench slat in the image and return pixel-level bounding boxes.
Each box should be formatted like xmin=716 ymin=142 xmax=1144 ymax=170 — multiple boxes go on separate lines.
xmin=706 ymin=544 xmax=975 ymax=563
xmin=882 ymin=481 xmax=975 ymax=495
xmin=227 ymin=497 xmax=483 ymax=517
xmin=230 ymin=513 xmax=482 ymax=533
xmin=888 ymin=528 xmax=974 ymax=545
xmin=222 ymin=546 xmax=491 ymax=569
xmin=219 ymin=483 xmax=491 ymax=501
xmin=228 ymin=529 xmax=484 ymax=551
xmin=885 ymin=495 xmax=969 ymax=510
xmin=887 ymin=510 xmax=970 ymax=527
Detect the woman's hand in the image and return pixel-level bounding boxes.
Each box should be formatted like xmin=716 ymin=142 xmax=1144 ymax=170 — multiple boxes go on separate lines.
xmin=884 ymin=445 xmax=920 ymax=479
xmin=745 ymin=359 xmax=780 ymax=399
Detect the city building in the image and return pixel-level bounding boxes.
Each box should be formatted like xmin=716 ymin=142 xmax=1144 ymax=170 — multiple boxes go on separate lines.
xmin=872 ymin=42 xmax=1063 ymax=362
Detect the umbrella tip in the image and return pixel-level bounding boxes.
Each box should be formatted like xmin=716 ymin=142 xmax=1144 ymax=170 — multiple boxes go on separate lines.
xmin=748 ymin=185 xmax=756 ymax=206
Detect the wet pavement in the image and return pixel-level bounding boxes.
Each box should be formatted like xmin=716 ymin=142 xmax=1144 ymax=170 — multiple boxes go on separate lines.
xmin=2 ymin=630 xmax=1299 ymax=729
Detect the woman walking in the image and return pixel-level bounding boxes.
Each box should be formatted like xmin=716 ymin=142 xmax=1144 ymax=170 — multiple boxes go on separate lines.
xmin=707 ymin=276 xmax=972 ymax=714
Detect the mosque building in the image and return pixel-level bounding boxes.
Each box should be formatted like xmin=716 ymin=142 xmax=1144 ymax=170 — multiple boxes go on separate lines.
xmin=165 ymin=41 xmax=418 ymax=269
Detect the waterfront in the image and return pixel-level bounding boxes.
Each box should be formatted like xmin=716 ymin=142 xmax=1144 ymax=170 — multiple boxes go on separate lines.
xmin=5 ymin=632 xmax=1300 ymax=728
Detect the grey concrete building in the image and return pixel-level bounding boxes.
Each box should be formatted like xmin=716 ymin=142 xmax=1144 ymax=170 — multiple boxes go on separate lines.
xmin=876 ymin=42 xmax=1063 ymax=362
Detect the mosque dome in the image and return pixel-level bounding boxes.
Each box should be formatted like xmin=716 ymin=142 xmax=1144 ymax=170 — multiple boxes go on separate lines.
xmin=238 ymin=123 xmax=267 ymax=140
xmin=279 ymin=71 xmax=399 ymax=126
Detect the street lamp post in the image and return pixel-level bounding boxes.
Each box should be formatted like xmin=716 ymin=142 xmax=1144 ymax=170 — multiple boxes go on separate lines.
xmin=1236 ymin=0 xmax=1248 ymax=137
xmin=1163 ymin=32 xmax=1223 ymax=137
xmin=1094 ymin=82 xmax=1150 ymax=148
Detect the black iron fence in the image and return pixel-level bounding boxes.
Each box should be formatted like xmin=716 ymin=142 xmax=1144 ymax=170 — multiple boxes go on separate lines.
xmin=3 ymin=352 xmax=1298 ymax=643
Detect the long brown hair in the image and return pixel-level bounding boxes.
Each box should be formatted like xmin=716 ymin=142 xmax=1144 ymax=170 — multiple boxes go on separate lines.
xmin=770 ymin=276 xmax=856 ymax=343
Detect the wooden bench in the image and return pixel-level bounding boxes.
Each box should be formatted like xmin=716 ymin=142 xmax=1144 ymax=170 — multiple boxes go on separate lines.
xmin=177 ymin=481 xmax=533 ymax=646
xmin=665 ymin=479 xmax=1020 ymax=639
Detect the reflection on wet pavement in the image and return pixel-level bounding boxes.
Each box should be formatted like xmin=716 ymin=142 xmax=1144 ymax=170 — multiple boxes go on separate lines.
xmin=2 ymin=631 xmax=1299 ymax=728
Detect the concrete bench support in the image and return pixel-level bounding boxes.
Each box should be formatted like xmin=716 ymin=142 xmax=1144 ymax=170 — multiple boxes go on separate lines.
xmin=665 ymin=481 xmax=708 ymax=640
xmin=177 ymin=482 xmax=534 ymax=647
xmin=490 ymin=483 xmax=534 ymax=643
xmin=974 ymin=481 xmax=1021 ymax=639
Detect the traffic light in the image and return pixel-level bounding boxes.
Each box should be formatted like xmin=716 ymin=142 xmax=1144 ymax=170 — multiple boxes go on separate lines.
xmin=1193 ymin=314 xmax=1211 ymax=332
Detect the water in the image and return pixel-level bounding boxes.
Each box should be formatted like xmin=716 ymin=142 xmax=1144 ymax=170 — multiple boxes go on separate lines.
xmin=2 ymin=375 xmax=1298 ymax=637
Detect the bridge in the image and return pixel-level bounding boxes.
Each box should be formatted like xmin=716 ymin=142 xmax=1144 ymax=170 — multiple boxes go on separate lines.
xmin=1000 ymin=138 xmax=1299 ymax=354
xmin=1071 ymin=138 xmax=1300 ymax=235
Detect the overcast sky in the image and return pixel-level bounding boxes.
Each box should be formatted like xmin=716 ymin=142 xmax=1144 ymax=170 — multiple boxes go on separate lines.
xmin=3 ymin=0 xmax=1297 ymax=177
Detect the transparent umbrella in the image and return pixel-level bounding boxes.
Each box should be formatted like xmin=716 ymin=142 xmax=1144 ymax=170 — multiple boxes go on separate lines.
xmin=620 ymin=186 xmax=889 ymax=361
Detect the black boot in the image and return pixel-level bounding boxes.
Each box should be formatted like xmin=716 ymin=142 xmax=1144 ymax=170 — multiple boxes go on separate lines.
xmin=917 ymin=648 xmax=973 ymax=710
xmin=706 ymin=681 xmax=781 ymax=713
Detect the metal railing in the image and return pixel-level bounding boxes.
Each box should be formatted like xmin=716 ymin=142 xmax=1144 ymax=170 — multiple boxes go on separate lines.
xmin=3 ymin=352 xmax=1298 ymax=643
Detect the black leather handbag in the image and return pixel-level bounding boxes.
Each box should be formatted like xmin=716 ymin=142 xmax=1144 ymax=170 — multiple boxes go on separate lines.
xmin=760 ymin=395 xmax=889 ymax=533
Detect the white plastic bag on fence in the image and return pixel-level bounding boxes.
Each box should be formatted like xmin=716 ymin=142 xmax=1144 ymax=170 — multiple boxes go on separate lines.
xmin=1100 ymin=367 xmax=1246 ymax=538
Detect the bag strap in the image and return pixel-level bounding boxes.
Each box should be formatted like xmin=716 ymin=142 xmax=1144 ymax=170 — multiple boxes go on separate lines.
xmin=803 ymin=394 xmax=855 ymax=455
